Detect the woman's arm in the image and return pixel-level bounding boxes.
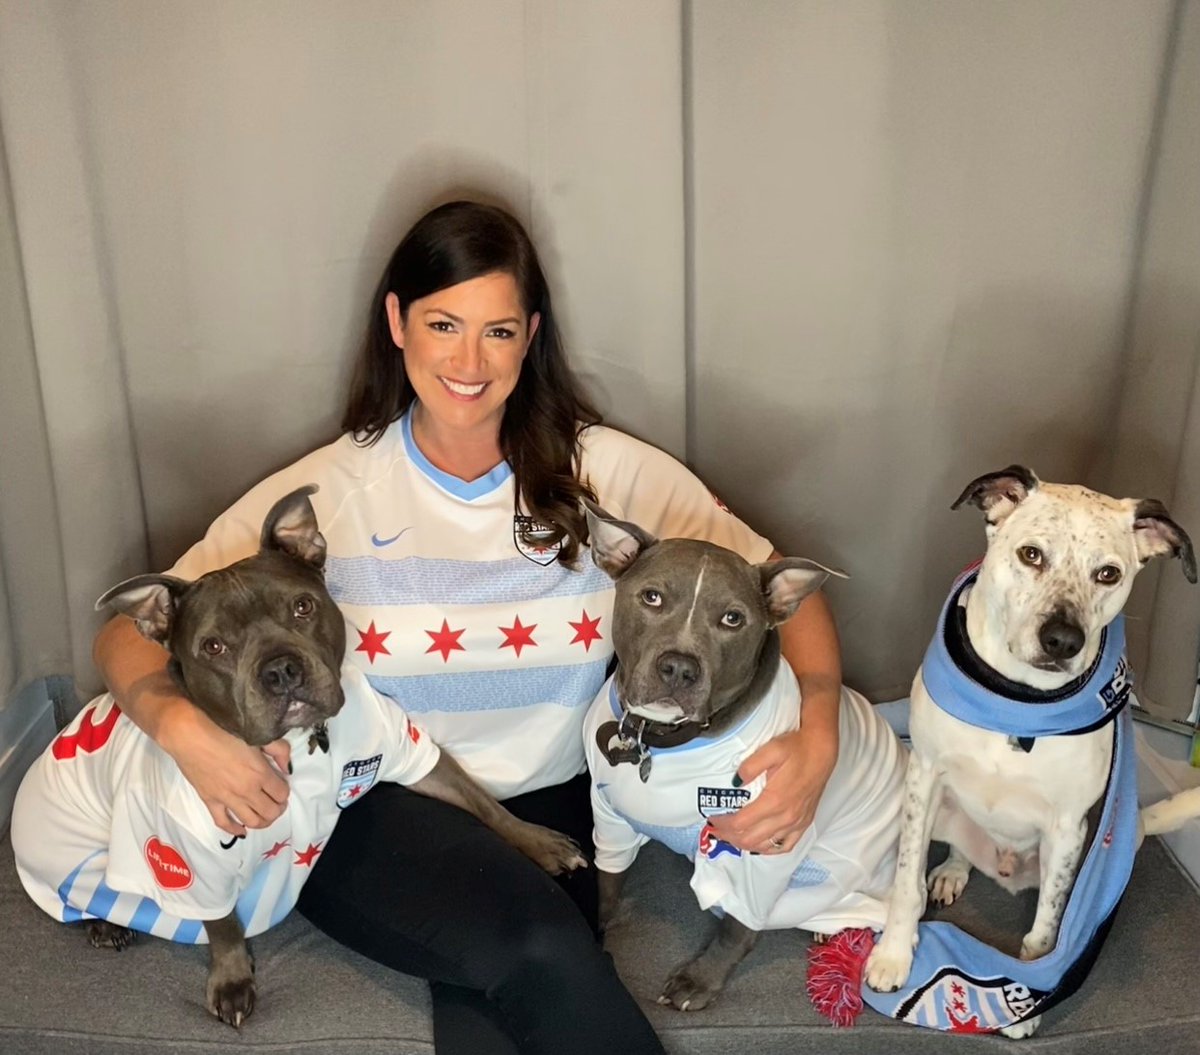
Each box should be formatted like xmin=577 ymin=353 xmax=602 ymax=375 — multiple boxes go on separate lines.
xmin=707 ymin=568 xmax=842 ymax=853
xmin=94 ymin=615 xmax=290 ymax=836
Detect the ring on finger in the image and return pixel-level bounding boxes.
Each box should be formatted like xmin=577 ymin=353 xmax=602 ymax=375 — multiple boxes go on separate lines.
xmin=768 ymin=835 xmax=785 ymax=850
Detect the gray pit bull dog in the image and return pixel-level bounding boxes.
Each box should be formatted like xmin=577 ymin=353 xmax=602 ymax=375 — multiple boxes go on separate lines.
xmin=11 ymin=486 xmax=584 ymax=1028
xmin=581 ymin=502 xmax=906 ymax=1011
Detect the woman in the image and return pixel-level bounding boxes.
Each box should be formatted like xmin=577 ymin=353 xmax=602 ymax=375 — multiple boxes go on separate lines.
xmin=94 ymin=201 xmax=843 ymax=1054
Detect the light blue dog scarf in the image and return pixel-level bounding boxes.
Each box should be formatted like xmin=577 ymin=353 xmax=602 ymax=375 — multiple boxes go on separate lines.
xmin=862 ymin=568 xmax=1137 ymax=1033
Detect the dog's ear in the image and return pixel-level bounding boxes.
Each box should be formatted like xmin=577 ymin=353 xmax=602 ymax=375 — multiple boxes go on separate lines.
xmin=951 ymin=465 xmax=1039 ymax=526
xmin=1132 ymin=499 xmax=1197 ymax=583
xmin=260 ymin=485 xmax=327 ymax=569
xmin=583 ymin=499 xmax=657 ymax=580
xmin=758 ymin=558 xmax=848 ymax=625
xmin=96 ymin=574 xmax=190 ymax=645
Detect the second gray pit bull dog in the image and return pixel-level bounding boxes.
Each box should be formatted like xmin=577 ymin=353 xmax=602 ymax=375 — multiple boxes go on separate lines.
xmin=581 ymin=502 xmax=907 ymax=1011
xmin=11 ymin=486 xmax=584 ymax=1028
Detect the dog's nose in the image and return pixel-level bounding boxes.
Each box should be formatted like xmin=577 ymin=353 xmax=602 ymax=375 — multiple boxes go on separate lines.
xmin=656 ymin=651 xmax=700 ymax=690
xmin=1038 ymin=617 xmax=1084 ymax=660
xmin=259 ymin=653 xmax=305 ymax=696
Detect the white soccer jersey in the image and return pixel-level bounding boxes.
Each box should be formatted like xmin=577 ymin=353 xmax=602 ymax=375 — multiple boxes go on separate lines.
xmin=167 ymin=411 xmax=772 ymax=799
xmin=12 ymin=664 xmax=439 ymax=944
xmin=584 ymin=663 xmax=906 ymax=933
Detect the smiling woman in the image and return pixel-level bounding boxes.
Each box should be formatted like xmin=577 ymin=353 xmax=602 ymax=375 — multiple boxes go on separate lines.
xmin=92 ymin=199 xmax=844 ymax=1055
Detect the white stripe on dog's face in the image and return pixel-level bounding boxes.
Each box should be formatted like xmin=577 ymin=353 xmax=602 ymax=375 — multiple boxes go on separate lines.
xmin=978 ymin=482 xmax=1142 ymax=679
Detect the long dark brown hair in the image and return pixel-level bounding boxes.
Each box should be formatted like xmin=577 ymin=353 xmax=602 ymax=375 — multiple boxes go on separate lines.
xmin=342 ymin=201 xmax=601 ymax=564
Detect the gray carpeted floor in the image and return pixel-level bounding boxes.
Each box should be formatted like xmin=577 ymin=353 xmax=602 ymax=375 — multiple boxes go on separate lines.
xmin=2 ymin=832 xmax=1198 ymax=1054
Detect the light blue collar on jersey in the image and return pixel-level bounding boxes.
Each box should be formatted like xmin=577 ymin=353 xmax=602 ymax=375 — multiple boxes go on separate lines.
xmin=401 ymin=407 xmax=513 ymax=501
xmin=861 ymin=567 xmax=1139 ymax=1034
xmin=921 ymin=568 xmax=1131 ymax=739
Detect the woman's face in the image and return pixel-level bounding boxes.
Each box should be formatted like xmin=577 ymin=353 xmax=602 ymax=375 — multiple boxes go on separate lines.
xmin=386 ymin=271 xmax=540 ymax=442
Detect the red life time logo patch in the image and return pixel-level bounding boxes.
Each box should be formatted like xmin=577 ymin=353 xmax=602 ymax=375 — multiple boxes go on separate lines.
xmin=145 ymin=837 xmax=194 ymax=890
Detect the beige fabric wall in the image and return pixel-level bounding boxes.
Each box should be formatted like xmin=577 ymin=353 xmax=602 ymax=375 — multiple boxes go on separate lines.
xmin=1103 ymin=0 xmax=1200 ymax=720
xmin=0 ymin=0 xmax=1196 ymax=717
xmin=688 ymin=0 xmax=1190 ymax=703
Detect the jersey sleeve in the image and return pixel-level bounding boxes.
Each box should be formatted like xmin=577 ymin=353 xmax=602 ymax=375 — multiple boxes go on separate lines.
xmin=589 ymin=778 xmax=648 ymax=874
xmin=167 ymin=438 xmax=357 ymax=581
xmin=345 ymin=666 xmax=442 ymax=787
xmin=578 ymin=427 xmax=774 ymax=563
xmin=104 ymin=779 xmax=241 ymax=921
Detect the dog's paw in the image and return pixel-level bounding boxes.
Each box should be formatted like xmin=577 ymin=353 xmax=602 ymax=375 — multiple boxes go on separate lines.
xmin=207 ymin=973 xmax=256 ymax=1029
xmin=87 ymin=921 xmax=136 ymax=951
xmin=657 ymin=961 xmax=723 ymax=1012
xmin=927 ymin=858 xmax=970 ymax=907
xmin=1019 ymin=930 xmax=1054 ymax=962
xmin=864 ymin=937 xmax=916 ymax=993
xmin=516 ymin=824 xmax=588 ymax=875
xmin=1000 ymin=1014 xmax=1042 ymax=1039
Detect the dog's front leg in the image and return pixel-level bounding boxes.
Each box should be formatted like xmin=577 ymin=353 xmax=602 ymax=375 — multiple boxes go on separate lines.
xmin=203 ymin=911 xmax=255 ymax=1028
xmin=597 ymin=868 xmax=628 ymax=934
xmin=658 ymin=914 xmax=760 ymax=1012
xmin=864 ymin=753 xmax=939 ymax=992
xmin=409 ymin=753 xmax=588 ymax=874
xmin=1020 ymin=814 xmax=1087 ymax=961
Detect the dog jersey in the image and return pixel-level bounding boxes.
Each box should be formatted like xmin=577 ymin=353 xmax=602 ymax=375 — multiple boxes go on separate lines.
xmin=11 ymin=663 xmax=439 ymax=944
xmin=584 ymin=663 xmax=905 ymax=933
xmin=168 ymin=409 xmax=772 ymax=799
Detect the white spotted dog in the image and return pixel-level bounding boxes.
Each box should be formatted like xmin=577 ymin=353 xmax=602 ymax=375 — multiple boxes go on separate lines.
xmin=863 ymin=466 xmax=1199 ymax=1038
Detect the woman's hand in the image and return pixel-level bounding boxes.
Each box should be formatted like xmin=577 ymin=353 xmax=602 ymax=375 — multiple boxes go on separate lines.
xmin=94 ymin=614 xmax=291 ymax=836
xmin=706 ymin=720 xmax=837 ymax=852
xmin=161 ymin=703 xmax=291 ymax=837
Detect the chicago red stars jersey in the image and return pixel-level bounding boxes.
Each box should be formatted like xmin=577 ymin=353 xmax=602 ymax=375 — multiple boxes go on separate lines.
xmin=167 ymin=410 xmax=773 ymax=799
xmin=584 ymin=664 xmax=906 ymax=933
xmin=11 ymin=664 xmax=439 ymax=944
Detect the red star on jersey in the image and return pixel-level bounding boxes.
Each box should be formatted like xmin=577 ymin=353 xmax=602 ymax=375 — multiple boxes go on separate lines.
xmin=947 ymin=1007 xmax=990 ymax=1034
xmin=568 ymin=609 xmax=603 ymax=651
xmin=355 ymin=621 xmax=391 ymax=664
xmin=426 ymin=619 xmax=466 ymax=662
xmin=951 ymin=982 xmax=965 ymax=997
xmin=262 ymin=839 xmax=291 ymax=860
xmin=294 ymin=842 xmax=323 ymax=868
xmin=499 ymin=616 xmax=538 ymax=657
xmin=346 ymin=784 xmax=365 ymax=800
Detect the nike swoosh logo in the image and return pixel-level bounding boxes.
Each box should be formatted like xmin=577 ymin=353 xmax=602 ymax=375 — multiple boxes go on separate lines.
xmin=371 ymin=527 xmax=413 ymax=548
xmin=219 ymin=834 xmax=244 ymax=850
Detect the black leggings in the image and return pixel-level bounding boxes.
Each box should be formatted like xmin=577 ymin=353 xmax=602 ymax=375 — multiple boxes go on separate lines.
xmin=296 ymin=772 xmax=664 ymax=1055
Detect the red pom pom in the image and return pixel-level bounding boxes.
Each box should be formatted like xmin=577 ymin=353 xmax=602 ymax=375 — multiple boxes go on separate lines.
xmin=806 ymin=927 xmax=876 ymax=1027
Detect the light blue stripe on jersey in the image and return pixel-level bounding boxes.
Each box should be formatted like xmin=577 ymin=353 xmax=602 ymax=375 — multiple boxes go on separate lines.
xmin=369 ymin=658 xmax=610 ymax=714
xmin=402 ymin=409 xmax=513 ymax=500
xmin=616 ymin=809 xmax=703 ymax=859
xmin=57 ymin=851 xmax=103 ymax=922
xmin=235 ymin=859 xmax=275 ymax=932
xmin=173 ymin=917 xmax=204 ymax=943
xmin=325 ymin=554 xmax=610 ymax=609
xmin=84 ymin=876 xmax=121 ymax=921
xmin=787 ymin=858 xmax=831 ymax=888
xmin=126 ymin=895 xmax=162 ymax=935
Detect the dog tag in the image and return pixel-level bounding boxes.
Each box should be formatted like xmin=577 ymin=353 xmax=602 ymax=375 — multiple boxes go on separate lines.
xmin=308 ymin=721 xmax=330 ymax=755
xmin=638 ymin=751 xmax=652 ymax=783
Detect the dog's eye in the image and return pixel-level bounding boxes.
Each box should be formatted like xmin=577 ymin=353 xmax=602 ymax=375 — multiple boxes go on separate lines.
xmin=201 ymin=637 xmax=226 ymax=657
xmin=1017 ymin=545 xmax=1043 ymax=567
xmin=293 ymin=595 xmax=315 ymax=618
xmin=640 ymin=588 xmax=663 ymax=607
xmin=1095 ymin=565 xmax=1122 ymax=585
xmin=720 ymin=610 xmax=745 ymax=628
